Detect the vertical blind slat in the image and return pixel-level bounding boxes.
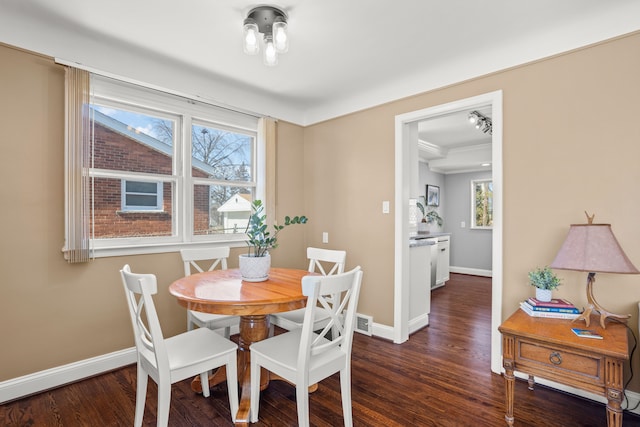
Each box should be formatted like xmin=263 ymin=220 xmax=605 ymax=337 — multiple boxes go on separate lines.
xmin=62 ymin=67 xmax=92 ymax=263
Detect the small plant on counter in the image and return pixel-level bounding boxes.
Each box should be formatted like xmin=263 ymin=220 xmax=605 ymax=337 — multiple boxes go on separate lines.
xmin=416 ymin=199 xmax=443 ymax=226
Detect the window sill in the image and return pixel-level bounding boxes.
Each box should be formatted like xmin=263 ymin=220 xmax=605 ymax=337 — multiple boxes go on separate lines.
xmin=116 ymin=210 xmax=168 ymax=215
xmin=89 ymin=237 xmax=247 ymax=258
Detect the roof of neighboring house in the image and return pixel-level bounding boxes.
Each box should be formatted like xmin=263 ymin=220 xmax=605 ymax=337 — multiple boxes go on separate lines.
xmin=218 ymin=194 xmax=252 ymax=212
xmin=91 ymin=109 xmax=215 ymax=176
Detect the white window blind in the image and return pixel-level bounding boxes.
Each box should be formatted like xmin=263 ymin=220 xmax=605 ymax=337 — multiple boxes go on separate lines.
xmin=62 ymin=67 xmax=92 ymax=263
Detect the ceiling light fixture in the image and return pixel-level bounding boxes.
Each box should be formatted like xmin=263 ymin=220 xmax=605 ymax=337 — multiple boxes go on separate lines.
xmin=468 ymin=111 xmax=492 ymax=135
xmin=243 ymin=6 xmax=288 ymax=67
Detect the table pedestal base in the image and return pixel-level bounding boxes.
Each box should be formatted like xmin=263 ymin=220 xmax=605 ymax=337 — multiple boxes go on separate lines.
xmin=191 ymin=314 xmax=318 ymax=425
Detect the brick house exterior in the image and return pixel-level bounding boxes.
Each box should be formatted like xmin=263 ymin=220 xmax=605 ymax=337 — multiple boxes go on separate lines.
xmin=91 ymin=112 xmax=210 ymax=238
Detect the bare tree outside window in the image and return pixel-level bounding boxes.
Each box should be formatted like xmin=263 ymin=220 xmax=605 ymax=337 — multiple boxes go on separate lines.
xmin=471 ymin=179 xmax=493 ymax=229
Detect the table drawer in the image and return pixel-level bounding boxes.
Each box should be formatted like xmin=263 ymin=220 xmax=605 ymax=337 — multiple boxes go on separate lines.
xmin=516 ymin=338 xmax=603 ymax=385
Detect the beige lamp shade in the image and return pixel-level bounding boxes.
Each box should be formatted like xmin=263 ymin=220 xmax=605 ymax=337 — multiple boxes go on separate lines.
xmin=550 ymin=224 xmax=639 ymax=274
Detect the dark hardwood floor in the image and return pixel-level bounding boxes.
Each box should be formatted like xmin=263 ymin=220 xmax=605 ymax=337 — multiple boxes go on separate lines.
xmin=2 ymin=273 xmax=640 ymax=426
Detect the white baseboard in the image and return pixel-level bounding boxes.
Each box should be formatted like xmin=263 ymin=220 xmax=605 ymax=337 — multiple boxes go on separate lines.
xmin=408 ymin=314 xmax=429 ymax=335
xmin=514 ymin=371 xmax=640 ymax=416
xmin=0 ymin=348 xmax=136 ymax=404
xmin=450 ymin=266 xmax=492 ymax=277
xmin=372 ymin=321 xmax=394 ymax=341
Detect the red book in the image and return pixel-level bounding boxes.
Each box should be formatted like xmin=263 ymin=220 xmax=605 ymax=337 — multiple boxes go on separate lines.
xmin=527 ymin=297 xmax=576 ymax=309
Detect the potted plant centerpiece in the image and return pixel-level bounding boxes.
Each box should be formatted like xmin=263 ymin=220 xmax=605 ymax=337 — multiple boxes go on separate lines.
xmin=528 ymin=266 xmax=562 ymax=302
xmin=240 ymin=199 xmax=308 ymax=282
xmin=416 ymin=199 xmax=443 ymax=234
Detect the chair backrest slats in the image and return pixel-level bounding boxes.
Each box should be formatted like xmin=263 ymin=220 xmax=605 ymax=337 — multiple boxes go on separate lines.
xmin=120 ymin=265 xmax=169 ymax=372
xmin=181 ymin=247 xmax=230 ymax=276
xmin=307 ymin=247 xmax=346 ymax=276
xmin=298 ymin=267 xmax=363 ymax=367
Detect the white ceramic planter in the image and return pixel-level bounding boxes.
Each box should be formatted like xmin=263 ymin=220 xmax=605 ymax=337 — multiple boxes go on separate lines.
xmin=239 ymin=253 xmax=270 ymax=282
xmin=535 ymin=288 xmax=552 ymax=302
xmin=417 ymin=221 xmax=429 ymax=234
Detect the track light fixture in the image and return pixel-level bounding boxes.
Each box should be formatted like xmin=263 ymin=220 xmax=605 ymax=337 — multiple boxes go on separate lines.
xmin=468 ymin=111 xmax=492 ymax=135
xmin=243 ymin=5 xmax=288 ymax=67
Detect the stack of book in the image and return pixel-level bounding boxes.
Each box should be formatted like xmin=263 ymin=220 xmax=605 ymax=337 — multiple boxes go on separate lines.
xmin=519 ymin=297 xmax=582 ymax=319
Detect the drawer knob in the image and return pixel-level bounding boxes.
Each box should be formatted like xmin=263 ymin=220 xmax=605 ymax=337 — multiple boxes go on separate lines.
xmin=549 ymin=352 xmax=562 ymax=365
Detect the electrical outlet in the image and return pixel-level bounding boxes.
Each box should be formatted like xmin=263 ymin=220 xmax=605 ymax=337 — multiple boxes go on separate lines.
xmin=322 ymin=232 xmax=329 ymax=243
xmin=461 ymin=221 xmax=466 ymax=228
xmin=382 ymin=201 xmax=390 ymax=214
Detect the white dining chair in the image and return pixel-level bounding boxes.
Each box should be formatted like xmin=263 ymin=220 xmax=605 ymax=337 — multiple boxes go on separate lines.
xmin=181 ymin=247 xmax=239 ymax=338
xmin=250 ymin=266 xmax=363 ymax=427
xmin=269 ymin=247 xmax=346 ymax=335
xmin=120 ymin=264 xmax=239 ymax=427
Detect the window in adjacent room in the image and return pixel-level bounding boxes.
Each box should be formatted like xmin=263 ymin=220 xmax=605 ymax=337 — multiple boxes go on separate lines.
xmin=471 ymin=179 xmax=493 ymax=229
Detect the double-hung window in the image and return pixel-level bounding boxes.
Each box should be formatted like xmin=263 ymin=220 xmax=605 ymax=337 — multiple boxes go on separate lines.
xmin=86 ymin=75 xmax=262 ymax=256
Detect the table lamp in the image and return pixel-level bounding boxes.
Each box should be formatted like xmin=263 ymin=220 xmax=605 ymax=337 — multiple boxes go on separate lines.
xmin=549 ymin=213 xmax=639 ymax=328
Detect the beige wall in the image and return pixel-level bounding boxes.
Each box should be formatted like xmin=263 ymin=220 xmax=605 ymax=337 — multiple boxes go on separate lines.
xmin=0 ymin=43 xmax=307 ymax=381
xmin=303 ymin=31 xmax=640 ymax=390
xmin=3 ymin=30 xmax=640 ymax=392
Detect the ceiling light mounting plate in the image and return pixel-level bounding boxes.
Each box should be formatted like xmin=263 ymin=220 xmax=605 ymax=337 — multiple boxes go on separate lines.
xmin=245 ymin=6 xmax=287 ymax=35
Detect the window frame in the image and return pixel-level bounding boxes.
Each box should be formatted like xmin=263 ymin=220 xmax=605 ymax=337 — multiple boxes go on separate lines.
xmin=470 ymin=178 xmax=493 ymax=230
xmin=88 ymin=75 xmax=263 ymax=257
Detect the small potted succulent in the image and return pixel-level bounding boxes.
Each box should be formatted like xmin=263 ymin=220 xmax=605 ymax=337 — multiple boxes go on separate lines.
xmin=240 ymin=199 xmax=308 ymax=281
xmin=528 ymin=266 xmax=562 ymax=302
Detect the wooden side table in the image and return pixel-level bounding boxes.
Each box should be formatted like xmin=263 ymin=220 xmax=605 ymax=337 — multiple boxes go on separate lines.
xmin=499 ymin=309 xmax=629 ymax=427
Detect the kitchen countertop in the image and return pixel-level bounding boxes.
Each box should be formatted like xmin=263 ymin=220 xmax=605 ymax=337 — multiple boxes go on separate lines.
xmin=410 ymin=238 xmax=436 ymax=247
xmin=409 ymin=232 xmax=451 ymax=247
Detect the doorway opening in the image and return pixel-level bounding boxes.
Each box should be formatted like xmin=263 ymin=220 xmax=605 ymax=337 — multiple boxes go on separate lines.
xmin=394 ymin=90 xmax=503 ymax=374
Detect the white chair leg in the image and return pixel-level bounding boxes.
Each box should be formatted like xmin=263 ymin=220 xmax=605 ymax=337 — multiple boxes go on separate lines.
xmin=200 ymin=372 xmax=211 ymax=398
xmin=223 ymin=326 xmax=231 ymax=339
xmin=340 ymin=367 xmax=353 ymax=427
xmin=134 ymin=366 xmax=148 ymax=427
xmin=156 ymin=378 xmax=171 ymax=427
xmin=249 ymin=358 xmax=261 ymax=423
xmin=225 ymin=356 xmax=239 ymax=423
xmin=296 ymin=383 xmax=310 ymax=427
xmin=187 ymin=312 xmax=194 ymax=331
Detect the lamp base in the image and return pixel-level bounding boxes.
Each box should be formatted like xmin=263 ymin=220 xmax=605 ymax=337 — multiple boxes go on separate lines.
xmin=573 ymin=304 xmax=630 ymax=329
xmin=573 ymin=272 xmax=630 ymax=329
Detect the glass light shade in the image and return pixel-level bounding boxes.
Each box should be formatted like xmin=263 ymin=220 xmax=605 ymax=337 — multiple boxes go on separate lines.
xmin=263 ymin=36 xmax=278 ymax=66
xmin=273 ymin=20 xmax=288 ymax=53
xmin=243 ymin=21 xmax=260 ymax=55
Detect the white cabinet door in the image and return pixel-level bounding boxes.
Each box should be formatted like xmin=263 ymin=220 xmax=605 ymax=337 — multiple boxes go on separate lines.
xmin=409 ymin=244 xmax=431 ymax=333
xmin=435 ymin=239 xmax=450 ymax=286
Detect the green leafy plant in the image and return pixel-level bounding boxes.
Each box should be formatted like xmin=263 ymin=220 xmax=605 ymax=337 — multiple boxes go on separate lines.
xmin=528 ymin=266 xmax=562 ymax=290
xmin=245 ymin=199 xmax=308 ymax=257
xmin=416 ymin=200 xmax=443 ymax=226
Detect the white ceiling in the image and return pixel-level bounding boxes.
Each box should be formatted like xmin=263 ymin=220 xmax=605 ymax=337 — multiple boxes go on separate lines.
xmin=418 ymin=107 xmax=493 ymax=174
xmin=2 ymin=0 xmax=640 ymax=128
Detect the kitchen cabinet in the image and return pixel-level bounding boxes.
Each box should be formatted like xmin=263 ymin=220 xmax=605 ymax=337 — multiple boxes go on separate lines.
xmin=434 ymin=236 xmax=450 ymax=288
xmin=409 ymin=240 xmax=433 ymax=334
